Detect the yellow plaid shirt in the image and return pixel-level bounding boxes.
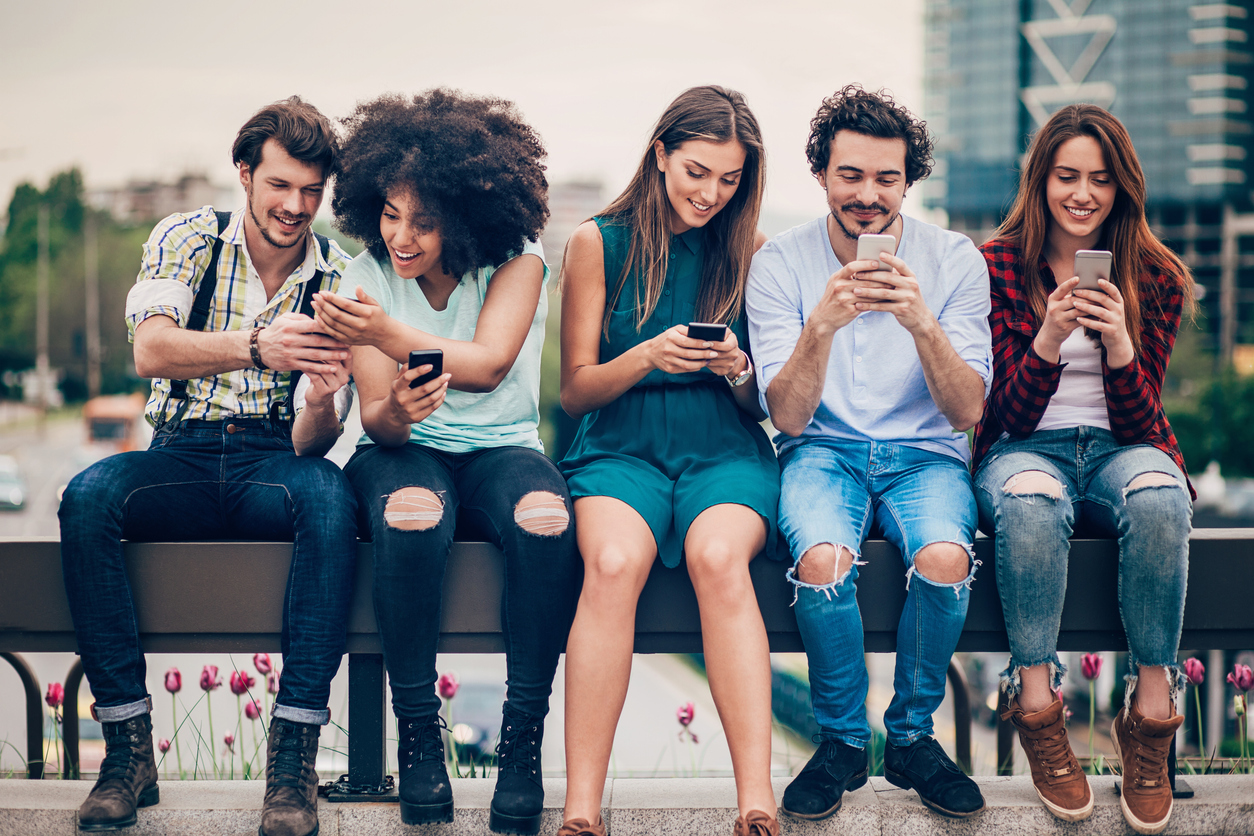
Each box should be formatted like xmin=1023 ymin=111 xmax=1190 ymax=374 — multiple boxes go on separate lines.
xmin=125 ymin=206 xmax=350 ymax=425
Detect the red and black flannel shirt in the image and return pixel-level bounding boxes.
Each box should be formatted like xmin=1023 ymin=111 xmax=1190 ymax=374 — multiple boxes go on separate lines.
xmin=972 ymin=239 xmax=1195 ymax=498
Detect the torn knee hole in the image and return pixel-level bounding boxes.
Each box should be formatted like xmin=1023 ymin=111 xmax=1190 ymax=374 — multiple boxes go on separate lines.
xmin=1126 ymin=472 xmax=1180 ymax=492
xmin=514 ymin=490 xmax=570 ymax=536
xmin=796 ymin=544 xmax=853 ymax=586
xmin=383 ymin=487 xmax=443 ymax=530
xmin=1002 ymin=470 xmax=1062 ymax=499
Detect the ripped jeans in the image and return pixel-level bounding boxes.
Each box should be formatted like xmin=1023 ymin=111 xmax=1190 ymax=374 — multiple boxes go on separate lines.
xmin=344 ymin=443 xmax=579 ymax=721
xmin=974 ymin=428 xmax=1191 ymax=697
xmin=778 ymin=439 xmax=978 ymax=748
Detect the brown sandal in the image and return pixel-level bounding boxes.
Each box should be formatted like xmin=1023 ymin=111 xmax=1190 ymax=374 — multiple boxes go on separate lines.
xmin=733 ymin=809 xmax=780 ymax=836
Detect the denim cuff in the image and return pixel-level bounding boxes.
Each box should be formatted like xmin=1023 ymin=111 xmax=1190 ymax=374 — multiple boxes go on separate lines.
xmin=1123 ymin=660 xmax=1187 ymax=708
xmin=93 ymin=697 xmax=151 ymax=723
xmin=999 ymin=658 xmax=1065 ymax=698
xmin=273 ymin=703 xmax=331 ymax=726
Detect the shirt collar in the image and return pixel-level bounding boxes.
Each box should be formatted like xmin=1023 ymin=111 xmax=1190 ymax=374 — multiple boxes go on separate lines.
xmin=675 ymin=225 xmax=704 ymax=255
xmin=227 ymin=208 xmax=323 ymax=283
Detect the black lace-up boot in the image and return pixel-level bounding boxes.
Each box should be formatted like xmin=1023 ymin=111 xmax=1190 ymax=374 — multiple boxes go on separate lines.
xmin=397 ymin=715 xmax=454 ymax=825
xmin=77 ymin=713 xmax=159 ymax=832
xmin=489 ymin=711 xmax=544 ymax=834
xmin=259 ymin=718 xmax=321 ymax=836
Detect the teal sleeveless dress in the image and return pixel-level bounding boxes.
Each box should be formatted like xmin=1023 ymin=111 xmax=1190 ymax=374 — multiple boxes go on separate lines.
xmin=559 ymin=217 xmax=781 ymax=568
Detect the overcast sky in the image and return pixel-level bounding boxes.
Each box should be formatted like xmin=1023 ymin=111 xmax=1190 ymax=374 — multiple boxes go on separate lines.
xmin=0 ymin=0 xmax=924 ymax=227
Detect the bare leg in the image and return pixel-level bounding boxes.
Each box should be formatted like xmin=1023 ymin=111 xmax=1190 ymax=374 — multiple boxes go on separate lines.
xmin=684 ymin=504 xmax=776 ymax=818
xmin=1019 ymin=666 xmax=1056 ymax=713
xmin=1133 ymin=665 xmax=1172 ymax=720
xmin=562 ymin=497 xmax=657 ymax=824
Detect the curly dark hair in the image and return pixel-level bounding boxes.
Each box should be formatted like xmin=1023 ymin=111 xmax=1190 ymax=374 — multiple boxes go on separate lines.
xmin=805 ymin=84 xmax=933 ymax=186
xmin=332 ymin=89 xmax=549 ymax=277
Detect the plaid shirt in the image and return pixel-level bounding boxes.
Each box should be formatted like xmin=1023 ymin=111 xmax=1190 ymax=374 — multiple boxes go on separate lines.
xmin=125 ymin=206 xmax=350 ymax=425
xmin=972 ymin=239 xmax=1194 ymax=497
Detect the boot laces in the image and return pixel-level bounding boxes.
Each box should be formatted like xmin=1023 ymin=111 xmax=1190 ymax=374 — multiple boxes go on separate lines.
xmin=1029 ymin=722 xmax=1079 ymax=782
xmin=496 ymin=716 xmax=542 ymax=775
xmin=270 ymin=721 xmax=316 ymax=790
xmin=399 ymin=715 xmax=447 ymax=768
xmin=98 ymin=727 xmax=138 ymax=783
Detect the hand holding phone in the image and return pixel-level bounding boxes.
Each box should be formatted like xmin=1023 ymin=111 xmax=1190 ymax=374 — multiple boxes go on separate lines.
xmin=407 ymin=349 xmax=444 ymax=388
xmin=855 ymin=234 xmax=897 ymax=269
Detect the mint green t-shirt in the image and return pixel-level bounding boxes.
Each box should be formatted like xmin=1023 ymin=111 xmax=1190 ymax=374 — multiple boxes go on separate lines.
xmin=344 ymin=240 xmax=549 ymax=454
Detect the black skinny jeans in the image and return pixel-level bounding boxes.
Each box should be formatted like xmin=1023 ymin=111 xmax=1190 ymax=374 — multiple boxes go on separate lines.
xmin=344 ymin=443 xmax=579 ymax=721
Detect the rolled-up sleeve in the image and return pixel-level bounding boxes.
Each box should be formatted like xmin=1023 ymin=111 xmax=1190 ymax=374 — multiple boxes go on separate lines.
xmin=125 ymin=208 xmax=219 ymax=341
xmin=938 ymin=238 xmax=994 ymax=396
xmin=746 ymin=242 xmax=805 ymax=415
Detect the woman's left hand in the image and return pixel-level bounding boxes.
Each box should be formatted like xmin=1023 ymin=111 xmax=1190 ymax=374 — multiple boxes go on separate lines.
xmin=313 ymin=286 xmax=390 ymax=346
xmin=1073 ymin=279 xmax=1134 ymax=369
xmin=697 ymin=327 xmax=747 ymax=378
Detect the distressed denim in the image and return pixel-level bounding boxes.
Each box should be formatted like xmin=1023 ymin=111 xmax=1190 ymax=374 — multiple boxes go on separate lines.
xmin=778 ymin=439 xmax=978 ymax=748
xmin=974 ymin=427 xmax=1192 ymax=697
xmin=344 ymin=443 xmax=579 ymax=722
xmin=59 ymin=417 xmax=358 ymax=725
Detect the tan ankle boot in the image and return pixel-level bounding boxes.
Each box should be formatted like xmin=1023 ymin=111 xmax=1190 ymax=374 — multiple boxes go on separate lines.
xmin=1001 ymin=697 xmax=1092 ymax=821
xmin=1111 ymin=702 xmax=1184 ymax=835
xmin=732 ymin=809 xmax=779 ymax=836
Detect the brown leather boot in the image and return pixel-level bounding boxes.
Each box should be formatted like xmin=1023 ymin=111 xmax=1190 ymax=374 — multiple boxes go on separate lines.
xmin=77 ymin=713 xmax=159 ymax=831
xmin=555 ymin=818 xmax=606 ymax=836
xmin=732 ymin=809 xmax=780 ymax=836
xmin=1001 ymin=697 xmax=1092 ymax=821
xmin=1111 ymin=702 xmax=1184 ymax=835
xmin=259 ymin=718 xmax=322 ymax=836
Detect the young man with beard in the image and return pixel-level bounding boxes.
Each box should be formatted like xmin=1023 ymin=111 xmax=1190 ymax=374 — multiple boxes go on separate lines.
xmin=746 ymin=85 xmax=992 ymax=821
xmin=59 ymin=97 xmax=356 ymax=836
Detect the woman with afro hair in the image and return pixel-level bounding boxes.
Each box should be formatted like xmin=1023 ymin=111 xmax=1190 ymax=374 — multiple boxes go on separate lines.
xmin=314 ymin=89 xmax=578 ymax=835
xmin=555 ymin=86 xmax=781 ymax=836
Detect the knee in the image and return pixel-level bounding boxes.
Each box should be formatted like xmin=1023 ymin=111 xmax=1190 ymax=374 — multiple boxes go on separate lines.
xmin=686 ymin=540 xmax=751 ymax=599
xmin=1122 ymin=471 xmax=1191 ymax=534
xmin=1001 ymin=470 xmax=1062 ymax=500
xmin=513 ymin=490 xmax=570 ymax=537
xmin=382 ymin=487 xmax=444 ymax=531
xmin=795 ymin=543 xmax=855 ymax=586
xmin=60 ymin=457 xmax=126 ymax=515
xmin=582 ymin=544 xmax=650 ymax=593
xmin=913 ymin=542 xmax=972 ymax=585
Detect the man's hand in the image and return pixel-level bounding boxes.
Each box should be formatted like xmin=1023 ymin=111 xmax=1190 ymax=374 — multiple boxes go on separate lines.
xmin=851 ymin=253 xmax=936 ymax=336
xmin=302 ymin=353 xmax=353 ymax=408
xmin=312 ymin=286 xmax=389 ymax=346
xmin=809 ymin=258 xmax=883 ymax=337
xmin=255 ymin=313 xmax=350 ymax=373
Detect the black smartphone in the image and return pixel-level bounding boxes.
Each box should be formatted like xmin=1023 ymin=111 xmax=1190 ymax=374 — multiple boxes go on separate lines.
xmin=407 ymin=349 xmax=444 ymax=389
xmin=687 ymin=322 xmax=728 ymax=342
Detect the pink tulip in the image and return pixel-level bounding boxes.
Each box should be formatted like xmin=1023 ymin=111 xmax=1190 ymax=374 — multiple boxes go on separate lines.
xmin=267 ymin=671 xmax=280 ymax=695
xmin=229 ymin=670 xmax=256 ymax=696
xmin=158 ymin=738 xmax=171 ymax=754
xmin=438 ymin=672 xmax=459 ymax=700
xmin=1228 ymin=664 xmax=1254 ymax=693
xmin=677 ymin=702 xmax=695 ymax=727
xmin=1081 ymin=653 xmax=1102 ymax=681
xmin=45 ymin=682 xmax=64 ymax=709
xmin=200 ymin=665 xmax=222 ymax=692
xmin=224 ymin=733 xmax=235 ymax=751
xmin=245 ymin=699 xmax=261 ymax=721
xmin=1184 ymin=657 xmax=1205 ymax=686
xmin=164 ymin=668 xmax=182 ymax=694
xmin=253 ymin=653 xmax=272 ymax=675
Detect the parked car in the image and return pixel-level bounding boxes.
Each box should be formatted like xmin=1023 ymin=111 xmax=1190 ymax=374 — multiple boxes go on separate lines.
xmin=0 ymin=457 xmax=27 ymax=510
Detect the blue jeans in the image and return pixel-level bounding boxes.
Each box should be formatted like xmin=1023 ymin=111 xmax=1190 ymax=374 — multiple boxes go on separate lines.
xmin=344 ymin=443 xmax=578 ymax=722
xmin=58 ymin=417 xmax=358 ymax=725
xmin=778 ymin=439 xmax=978 ymax=748
xmin=974 ymin=427 xmax=1192 ymax=697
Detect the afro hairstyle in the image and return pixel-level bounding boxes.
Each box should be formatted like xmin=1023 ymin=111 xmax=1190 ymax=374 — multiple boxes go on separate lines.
xmin=333 ymin=89 xmax=549 ymax=277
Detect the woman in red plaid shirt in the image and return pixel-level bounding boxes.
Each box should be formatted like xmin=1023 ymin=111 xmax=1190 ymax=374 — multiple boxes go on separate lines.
xmin=972 ymin=104 xmax=1194 ymax=835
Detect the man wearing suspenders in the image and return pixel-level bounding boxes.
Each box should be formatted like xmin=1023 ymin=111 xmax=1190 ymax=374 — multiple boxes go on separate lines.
xmin=59 ymin=97 xmax=356 ymax=836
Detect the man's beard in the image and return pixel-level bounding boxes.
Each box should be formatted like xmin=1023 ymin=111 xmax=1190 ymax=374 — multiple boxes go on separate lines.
xmin=246 ymin=186 xmax=306 ymax=250
xmin=832 ymin=201 xmax=899 ymax=241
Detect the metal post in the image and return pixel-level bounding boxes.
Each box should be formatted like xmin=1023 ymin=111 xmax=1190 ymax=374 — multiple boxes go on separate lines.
xmin=946 ymin=658 xmax=973 ymax=774
xmin=62 ymin=659 xmax=86 ymax=779
xmin=1219 ymin=202 xmax=1238 ymax=367
xmin=347 ymin=652 xmax=386 ymax=789
xmin=997 ymin=690 xmax=1015 ymax=776
xmin=0 ymin=652 xmax=46 ymax=779
xmin=84 ymin=214 xmax=101 ymax=399
xmin=1207 ymin=648 xmax=1224 ymax=762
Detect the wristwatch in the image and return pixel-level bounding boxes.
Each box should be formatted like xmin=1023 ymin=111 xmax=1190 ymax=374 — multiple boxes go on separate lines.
xmin=726 ymin=351 xmax=753 ymax=387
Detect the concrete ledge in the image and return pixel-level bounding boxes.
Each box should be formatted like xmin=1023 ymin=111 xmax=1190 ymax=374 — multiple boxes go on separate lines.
xmin=2 ymin=775 xmax=1252 ymax=835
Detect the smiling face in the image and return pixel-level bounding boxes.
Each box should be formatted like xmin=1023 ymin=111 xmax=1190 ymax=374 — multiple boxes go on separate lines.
xmin=1044 ymin=135 xmax=1116 ymax=249
xmin=818 ymin=130 xmax=908 ymax=244
xmin=379 ymin=189 xmax=444 ymax=280
xmin=239 ymin=138 xmax=325 ymax=250
xmin=654 ymin=139 xmax=746 ymax=234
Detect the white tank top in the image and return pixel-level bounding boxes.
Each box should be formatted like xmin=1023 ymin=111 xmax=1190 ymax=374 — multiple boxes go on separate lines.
xmin=1035 ymin=329 xmax=1112 ymax=432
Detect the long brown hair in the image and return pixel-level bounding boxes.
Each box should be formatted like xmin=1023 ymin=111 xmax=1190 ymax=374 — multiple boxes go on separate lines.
xmin=993 ymin=104 xmax=1193 ymax=353
xmin=596 ymin=85 xmax=765 ymax=336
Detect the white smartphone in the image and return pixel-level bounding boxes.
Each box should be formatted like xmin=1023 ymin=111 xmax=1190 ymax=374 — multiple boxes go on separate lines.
xmin=1074 ymin=250 xmax=1112 ymax=292
xmin=855 ymin=234 xmax=896 ymax=269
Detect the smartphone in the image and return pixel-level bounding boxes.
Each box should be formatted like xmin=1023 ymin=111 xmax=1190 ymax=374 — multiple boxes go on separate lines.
xmin=855 ymin=233 xmax=897 ymax=269
xmin=687 ymin=322 xmax=728 ymax=342
xmin=1074 ymin=250 xmax=1112 ymax=292
xmin=407 ymin=349 xmax=444 ymax=389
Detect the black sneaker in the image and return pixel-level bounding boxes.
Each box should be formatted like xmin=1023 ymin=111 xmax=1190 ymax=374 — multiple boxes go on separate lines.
xmin=397 ymin=715 xmax=454 ymax=825
xmin=489 ymin=711 xmax=544 ymax=834
xmin=781 ymin=738 xmax=868 ymax=820
xmin=883 ymin=736 xmax=985 ymax=818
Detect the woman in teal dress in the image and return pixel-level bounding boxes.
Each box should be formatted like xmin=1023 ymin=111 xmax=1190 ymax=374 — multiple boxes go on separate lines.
xmin=556 ymin=86 xmax=781 ymax=836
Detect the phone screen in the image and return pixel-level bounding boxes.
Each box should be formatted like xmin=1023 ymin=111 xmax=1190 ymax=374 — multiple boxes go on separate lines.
xmin=408 ymin=350 xmax=444 ymax=388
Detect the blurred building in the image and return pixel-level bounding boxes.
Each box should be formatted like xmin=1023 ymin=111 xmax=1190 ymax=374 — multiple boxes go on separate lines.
xmin=923 ymin=0 xmax=1254 ymax=360
xmin=86 ymin=174 xmax=238 ymax=224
